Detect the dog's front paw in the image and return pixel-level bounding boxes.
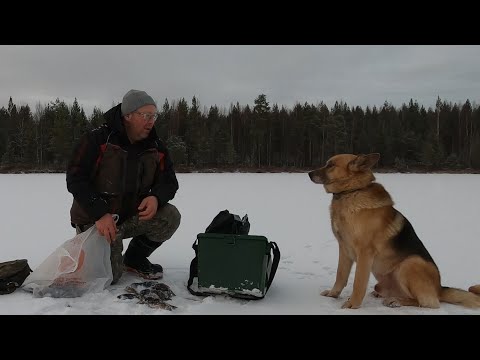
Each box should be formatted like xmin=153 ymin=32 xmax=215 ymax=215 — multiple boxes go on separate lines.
xmin=321 ymin=289 xmax=340 ymax=298
xmin=341 ymin=299 xmax=361 ymax=309
xmin=382 ymin=297 xmax=402 ymax=308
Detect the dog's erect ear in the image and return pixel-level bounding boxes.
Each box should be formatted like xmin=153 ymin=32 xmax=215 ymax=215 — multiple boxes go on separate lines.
xmin=349 ymin=153 xmax=380 ymax=172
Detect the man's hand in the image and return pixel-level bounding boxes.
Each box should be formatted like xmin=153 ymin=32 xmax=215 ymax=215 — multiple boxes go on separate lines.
xmin=95 ymin=213 xmax=118 ymax=244
xmin=138 ymin=196 xmax=158 ymax=221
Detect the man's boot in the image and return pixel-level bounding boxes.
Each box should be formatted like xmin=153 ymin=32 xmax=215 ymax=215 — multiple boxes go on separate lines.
xmin=123 ymin=235 xmax=164 ymax=280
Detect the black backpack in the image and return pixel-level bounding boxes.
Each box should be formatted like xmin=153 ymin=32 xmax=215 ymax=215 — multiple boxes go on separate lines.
xmin=204 ymin=209 xmax=251 ymax=235
xmin=0 ymin=259 xmax=32 ymax=295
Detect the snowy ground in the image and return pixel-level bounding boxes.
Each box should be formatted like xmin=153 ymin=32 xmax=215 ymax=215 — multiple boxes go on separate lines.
xmin=1 ymin=172 xmax=479 ymax=315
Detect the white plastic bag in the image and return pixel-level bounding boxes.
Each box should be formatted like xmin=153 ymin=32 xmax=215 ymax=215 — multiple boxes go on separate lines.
xmin=23 ymin=224 xmax=113 ymax=298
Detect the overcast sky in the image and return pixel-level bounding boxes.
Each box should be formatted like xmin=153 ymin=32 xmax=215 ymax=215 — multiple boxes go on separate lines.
xmin=1 ymin=45 xmax=479 ymax=116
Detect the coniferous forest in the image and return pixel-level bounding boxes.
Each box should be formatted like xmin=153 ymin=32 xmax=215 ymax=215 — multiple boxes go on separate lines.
xmin=1 ymin=94 xmax=480 ymax=173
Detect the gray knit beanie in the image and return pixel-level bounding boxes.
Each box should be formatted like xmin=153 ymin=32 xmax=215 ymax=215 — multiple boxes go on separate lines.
xmin=121 ymin=89 xmax=157 ymax=116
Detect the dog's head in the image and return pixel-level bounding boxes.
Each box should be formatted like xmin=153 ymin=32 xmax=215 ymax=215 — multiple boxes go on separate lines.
xmin=308 ymin=153 xmax=380 ymax=194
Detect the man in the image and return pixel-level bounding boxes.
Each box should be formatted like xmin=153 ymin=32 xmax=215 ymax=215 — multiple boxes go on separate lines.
xmin=66 ymin=89 xmax=181 ymax=285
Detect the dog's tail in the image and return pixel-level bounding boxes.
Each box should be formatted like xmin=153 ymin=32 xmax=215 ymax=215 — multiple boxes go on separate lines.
xmin=440 ymin=286 xmax=480 ymax=308
xmin=468 ymin=284 xmax=480 ymax=295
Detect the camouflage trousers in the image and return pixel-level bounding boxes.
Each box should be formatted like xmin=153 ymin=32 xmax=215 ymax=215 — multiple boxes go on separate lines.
xmin=76 ymin=203 xmax=181 ymax=285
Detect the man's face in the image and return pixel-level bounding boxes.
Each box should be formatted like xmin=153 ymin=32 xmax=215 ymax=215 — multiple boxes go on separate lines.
xmin=124 ymin=104 xmax=157 ymax=143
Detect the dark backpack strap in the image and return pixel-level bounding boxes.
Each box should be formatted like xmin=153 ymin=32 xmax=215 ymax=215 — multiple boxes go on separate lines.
xmin=265 ymin=241 xmax=280 ymax=293
xmin=186 ymin=240 xmax=197 ymax=292
xmin=186 ymin=240 xmax=210 ymax=297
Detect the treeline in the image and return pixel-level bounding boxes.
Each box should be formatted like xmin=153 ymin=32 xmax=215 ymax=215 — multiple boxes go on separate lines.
xmin=1 ymin=94 xmax=480 ymax=173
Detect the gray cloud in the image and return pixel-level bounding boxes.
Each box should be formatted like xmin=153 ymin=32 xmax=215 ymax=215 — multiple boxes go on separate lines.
xmin=0 ymin=45 xmax=478 ymax=115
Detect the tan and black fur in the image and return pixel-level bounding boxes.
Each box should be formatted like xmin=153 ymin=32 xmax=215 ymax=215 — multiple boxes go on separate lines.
xmin=309 ymin=153 xmax=480 ymax=309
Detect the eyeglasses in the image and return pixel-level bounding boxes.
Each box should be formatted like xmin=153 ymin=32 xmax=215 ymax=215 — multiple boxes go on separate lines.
xmin=134 ymin=111 xmax=158 ymax=121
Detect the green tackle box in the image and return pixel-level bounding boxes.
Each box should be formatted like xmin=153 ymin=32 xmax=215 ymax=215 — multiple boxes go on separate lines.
xmin=195 ymin=233 xmax=280 ymax=299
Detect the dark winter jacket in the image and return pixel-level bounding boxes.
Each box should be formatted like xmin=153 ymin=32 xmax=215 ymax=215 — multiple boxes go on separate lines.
xmin=66 ymin=104 xmax=179 ymax=226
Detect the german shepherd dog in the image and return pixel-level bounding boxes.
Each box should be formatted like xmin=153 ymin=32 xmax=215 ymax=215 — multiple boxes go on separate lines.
xmin=308 ymin=153 xmax=480 ymax=309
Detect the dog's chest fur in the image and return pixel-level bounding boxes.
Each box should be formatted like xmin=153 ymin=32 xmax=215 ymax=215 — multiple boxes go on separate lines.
xmin=329 ymin=184 xmax=394 ymax=258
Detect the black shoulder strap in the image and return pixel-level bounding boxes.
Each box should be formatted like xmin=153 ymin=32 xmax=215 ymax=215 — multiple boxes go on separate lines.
xmin=186 ymin=239 xmax=210 ymax=297
xmin=265 ymin=241 xmax=280 ymax=292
